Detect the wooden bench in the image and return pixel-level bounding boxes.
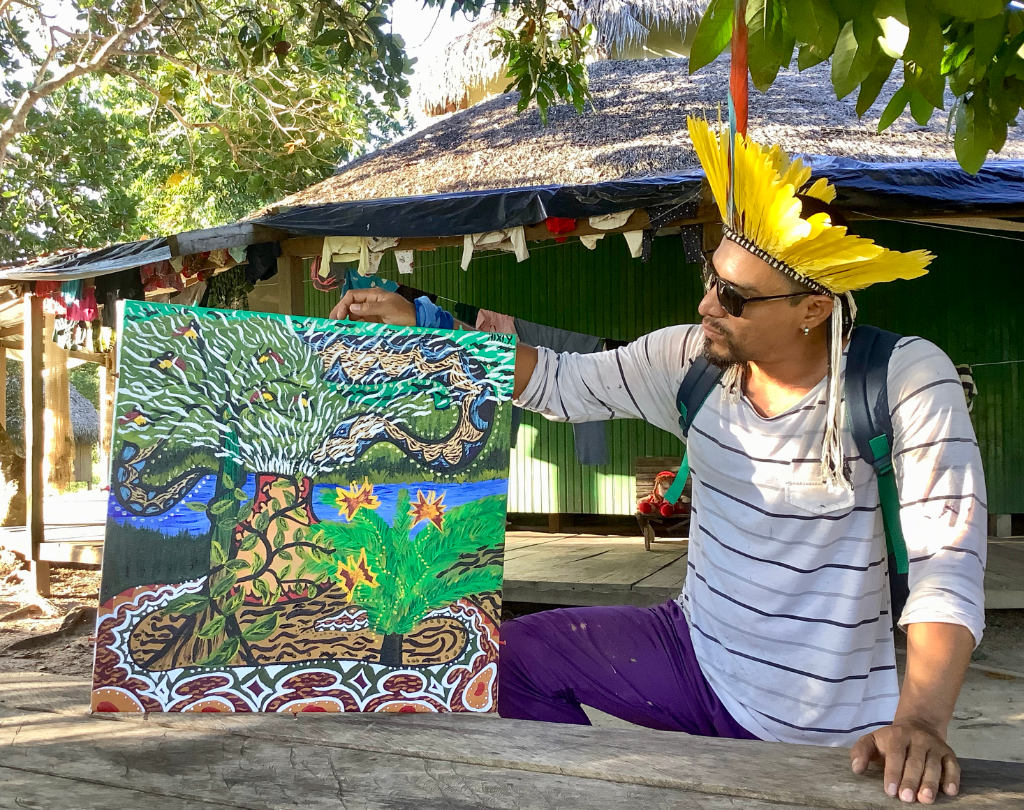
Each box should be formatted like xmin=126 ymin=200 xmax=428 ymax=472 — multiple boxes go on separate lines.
xmin=3 ymin=672 xmax=1023 ymax=809
xmin=634 ymin=455 xmax=691 ymax=551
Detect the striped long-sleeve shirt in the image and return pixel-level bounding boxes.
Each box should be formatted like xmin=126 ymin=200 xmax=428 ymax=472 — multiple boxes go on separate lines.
xmin=515 ymin=324 xmax=987 ymax=746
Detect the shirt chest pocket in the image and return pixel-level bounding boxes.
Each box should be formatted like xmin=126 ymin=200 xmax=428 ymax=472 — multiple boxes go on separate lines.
xmin=783 ymin=480 xmax=856 ymax=516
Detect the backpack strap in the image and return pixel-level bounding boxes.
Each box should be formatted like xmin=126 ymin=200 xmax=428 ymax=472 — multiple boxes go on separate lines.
xmin=845 ymin=325 xmax=908 ymax=575
xmin=664 ymin=357 xmax=724 ymax=505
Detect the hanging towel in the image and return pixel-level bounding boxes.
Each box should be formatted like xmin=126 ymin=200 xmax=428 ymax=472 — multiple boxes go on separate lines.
xmin=341 ymin=269 xmax=398 ymax=296
xmin=513 ymin=318 xmax=608 ymax=465
xmin=461 ymin=227 xmax=529 ymax=270
xmin=579 ymin=234 xmax=604 ymax=250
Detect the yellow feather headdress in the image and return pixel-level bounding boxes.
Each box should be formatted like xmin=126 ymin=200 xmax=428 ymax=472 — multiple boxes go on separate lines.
xmin=688 ymin=116 xmax=935 ymax=493
xmin=687 ymin=117 xmax=933 ymax=294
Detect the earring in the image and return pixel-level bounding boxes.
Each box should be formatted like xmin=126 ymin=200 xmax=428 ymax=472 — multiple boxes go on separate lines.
xmin=802 ymin=326 xmax=810 ymax=336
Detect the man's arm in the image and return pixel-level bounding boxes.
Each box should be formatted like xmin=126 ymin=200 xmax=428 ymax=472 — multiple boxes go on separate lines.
xmin=329 ymin=289 xmax=538 ymax=398
xmin=850 ymin=622 xmax=975 ymax=804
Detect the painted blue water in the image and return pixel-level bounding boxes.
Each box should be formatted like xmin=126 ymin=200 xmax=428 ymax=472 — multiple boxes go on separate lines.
xmin=108 ymin=475 xmax=508 ymax=538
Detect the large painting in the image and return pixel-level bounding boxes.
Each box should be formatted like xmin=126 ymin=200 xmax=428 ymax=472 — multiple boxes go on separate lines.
xmin=91 ymin=301 xmax=516 ymax=713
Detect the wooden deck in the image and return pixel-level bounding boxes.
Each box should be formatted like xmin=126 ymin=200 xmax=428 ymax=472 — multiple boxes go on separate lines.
xmin=2 ymin=672 xmax=1022 ymax=809
xmin=1 ymin=491 xmax=1022 ymax=609
xmin=504 ymin=532 xmax=1024 ymax=609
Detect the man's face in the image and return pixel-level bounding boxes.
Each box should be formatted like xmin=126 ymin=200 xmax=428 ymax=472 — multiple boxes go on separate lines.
xmin=696 ymin=238 xmax=825 ymax=367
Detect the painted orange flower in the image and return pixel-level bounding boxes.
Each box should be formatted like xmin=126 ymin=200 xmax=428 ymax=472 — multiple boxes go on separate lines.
xmin=333 ymin=478 xmax=381 ymax=521
xmin=409 ymin=490 xmax=446 ymax=531
xmin=334 ymin=548 xmax=380 ymax=598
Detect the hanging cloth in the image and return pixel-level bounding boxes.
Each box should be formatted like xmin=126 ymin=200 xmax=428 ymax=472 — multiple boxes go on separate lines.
xmin=461 ymin=227 xmax=529 ymax=270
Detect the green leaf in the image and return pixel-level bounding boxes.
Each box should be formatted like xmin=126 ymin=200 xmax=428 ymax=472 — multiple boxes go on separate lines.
xmin=210 ymin=541 xmax=228 ymax=566
xmin=239 ymin=532 xmax=259 ymax=551
xmin=787 ymin=0 xmax=839 ymax=61
xmin=161 ymin=594 xmax=210 ymax=616
xmin=233 ymin=488 xmax=248 ymax=501
xmin=210 ymin=498 xmax=235 ymax=516
xmin=225 ymin=558 xmax=249 ymax=572
xmin=184 ymin=501 xmax=207 ymax=512
xmin=877 ymin=85 xmax=912 ymax=130
xmin=253 ymin=578 xmax=274 ymax=605
xmin=909 ymin=89 xmax=934 ymax=124
xmin=241 ymin=613 xmax=279 ymax=642
xmin=221 ymin=474 xmax=234 ymax=490
xmin=904 ymin=0 xmax=944 ymax=73
xmin=857 ymin=56 xmax=897 ymax=115
xmin=313 ymin=30 xmax=345 ymax=47
xmin=973 ymin=14 xmax=1007 ymax=79
xmin=197 ymin=614 xmax=226 ymax=639
xmin=253 ymin=511 xmax=271 ymax=532
xmin=196 ymin=637 xmax=240 ymax=667
xmin=222 ymin=590 xmax=245 ymax=615
xmin=210 ymin=571 xmax=237 ymax=599
xmin=932 ymin=0 xmax=1004 ymax=21
xmin=690 ymin=0 xmax=734 ymax=73
xmin=954 ymin=96 xmax=992 ymax=174
xmin=832 ymin=21 xmax=863 ymax=99
xmin=249 ymin=551 xmax=264 ymax=577
xmin=746 ymin=0 xmax=794 ymax=91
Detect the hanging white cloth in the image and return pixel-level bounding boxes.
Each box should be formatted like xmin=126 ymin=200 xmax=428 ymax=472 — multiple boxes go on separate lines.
xmin=395 ymin=250 xmax=415 ymax=275
xmin=461 ymin=226 xmax=529 ymax=270
xmin=589 ymin=209 xmax=635 ymax=231
xmin=623 ymin=230 xmax=644 ymax=259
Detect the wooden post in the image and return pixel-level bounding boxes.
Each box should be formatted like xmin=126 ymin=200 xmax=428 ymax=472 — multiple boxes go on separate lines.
xmin=43 ymin=313 xmax=74 ymax=490
xmin=275 ymin=252 xmax=306 ymax=316
xmin=289 ymin=256 xmax=306 ymax=317
xmin=23 ymin=294 xmax=49 ymax=596
xmin=98 ymin=353 xmax=114 ymax=487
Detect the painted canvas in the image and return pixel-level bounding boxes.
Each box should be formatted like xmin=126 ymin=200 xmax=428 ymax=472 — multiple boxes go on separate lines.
xmin=91 ymin=300 xmax=516 ymax=713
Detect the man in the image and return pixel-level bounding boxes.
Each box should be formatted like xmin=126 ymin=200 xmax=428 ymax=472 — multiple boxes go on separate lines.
xmin=331 ymin=119 xmax=986 ymax=806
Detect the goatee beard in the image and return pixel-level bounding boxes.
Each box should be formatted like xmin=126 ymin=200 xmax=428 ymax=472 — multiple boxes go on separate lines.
xmin=701 ymin=337 xmax=742 ymax=369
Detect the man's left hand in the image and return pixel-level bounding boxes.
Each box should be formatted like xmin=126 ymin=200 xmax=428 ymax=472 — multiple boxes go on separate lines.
xmin=850 ymin=720 xmax=960 ymax=804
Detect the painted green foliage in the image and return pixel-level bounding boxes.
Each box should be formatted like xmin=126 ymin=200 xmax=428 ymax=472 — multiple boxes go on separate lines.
xmin=307 ymin=490 xmax=506 ymax=636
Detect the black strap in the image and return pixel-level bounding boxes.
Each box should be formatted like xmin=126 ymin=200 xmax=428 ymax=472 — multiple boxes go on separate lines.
xmin=845 ymin=325 xmax=909 ymax=623
xmin=676 ymin=357 xmax=725 ymax=438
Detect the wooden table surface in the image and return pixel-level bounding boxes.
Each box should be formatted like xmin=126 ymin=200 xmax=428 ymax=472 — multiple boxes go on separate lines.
xmin=2 ymin=673 xmax=1022 ymax=810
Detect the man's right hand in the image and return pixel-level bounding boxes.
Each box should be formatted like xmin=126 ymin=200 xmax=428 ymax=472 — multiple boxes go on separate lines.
xmin=329 ymin=289 xmax=416 ymax=325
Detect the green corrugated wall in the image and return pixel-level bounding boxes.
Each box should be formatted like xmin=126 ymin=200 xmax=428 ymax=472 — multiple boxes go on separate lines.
xmin=305 ymin=221 xmax=1023 ymax=515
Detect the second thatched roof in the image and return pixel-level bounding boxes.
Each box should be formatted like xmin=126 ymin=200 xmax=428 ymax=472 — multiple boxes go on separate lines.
xmin=266 ymin=55 xmax=1024 ymax=212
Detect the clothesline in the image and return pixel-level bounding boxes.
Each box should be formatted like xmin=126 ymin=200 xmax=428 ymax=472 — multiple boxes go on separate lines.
xmin=852 ymin=211 xmax=1024 ymax=243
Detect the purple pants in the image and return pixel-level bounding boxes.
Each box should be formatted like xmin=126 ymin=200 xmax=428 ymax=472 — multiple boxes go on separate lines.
xmin=497 ymin=599 xmax=756 ymax=739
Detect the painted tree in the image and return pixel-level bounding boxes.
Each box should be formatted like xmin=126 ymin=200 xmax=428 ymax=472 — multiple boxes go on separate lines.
xmin=116 ymin=305 xmax=353 ymax=664
xmin=117 ymin=304 xmax=514 ymax=667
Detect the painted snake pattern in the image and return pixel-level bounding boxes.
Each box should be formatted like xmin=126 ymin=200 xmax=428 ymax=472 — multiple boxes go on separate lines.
xmin=301 ymin=330 xmax=500 ymax=475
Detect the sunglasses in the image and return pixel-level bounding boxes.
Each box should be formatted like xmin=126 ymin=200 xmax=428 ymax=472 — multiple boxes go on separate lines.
xmin=700 ymin=257 xmax=811 ymax=318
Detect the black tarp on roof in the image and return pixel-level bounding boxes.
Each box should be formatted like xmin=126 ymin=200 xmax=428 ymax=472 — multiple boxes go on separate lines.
xmin=255 ymin=159 xmax=1024 ymax=238
xmin=4 ymin=159 xmax=1024 ymax=280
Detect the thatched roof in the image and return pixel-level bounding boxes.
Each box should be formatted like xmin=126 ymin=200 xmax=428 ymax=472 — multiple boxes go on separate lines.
xmin=4 ymin=377 xmax=99 ymax=445
xmin=413 ymin=0 xmax=705 ymax=113
xmin=268 ymin=55 xmax=1024 ymax=211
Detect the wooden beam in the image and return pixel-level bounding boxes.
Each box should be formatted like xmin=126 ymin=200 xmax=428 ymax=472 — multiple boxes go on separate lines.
xmin=0 ymin=325 xmax=22 ymax=338
xmin=167 ymin=222 xmax=289 ymax=257
xmin=278 ymin=211 xmax=714 ymax=258
xmin=98 ymin=354 xmax=114 ymax=487
xmin=275 ymin=252 xmax=293 ymax=315
xmin=907 ymin=216 xmax=1024 ymax=232
xmin=289 ymin=256 xmax=305 ymax=317
xmin=22 ymin=293 xmax=49 ymax=596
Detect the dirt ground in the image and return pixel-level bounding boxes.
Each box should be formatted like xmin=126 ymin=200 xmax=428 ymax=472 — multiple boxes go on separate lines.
xmin=0 ymin=554 xmax=99 ymax=678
